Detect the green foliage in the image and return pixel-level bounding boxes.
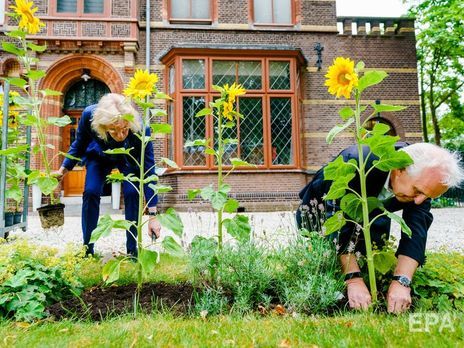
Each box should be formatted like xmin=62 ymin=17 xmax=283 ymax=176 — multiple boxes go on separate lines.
xmin=0 ymin=239 xmax=86 ymax=322
xmin=413 ymin=252 xmax=464 ymax=312
xmin=190 ymin=234 xmax=344 ymax=315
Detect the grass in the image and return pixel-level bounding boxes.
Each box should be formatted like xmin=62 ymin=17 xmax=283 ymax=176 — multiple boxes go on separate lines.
xmin=0 ymin=312 xmax=462 ymax=347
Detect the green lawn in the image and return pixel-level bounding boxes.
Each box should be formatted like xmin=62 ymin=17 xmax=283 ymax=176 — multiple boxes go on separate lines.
xmin=1 ymin=312 xmax=462 ymax=347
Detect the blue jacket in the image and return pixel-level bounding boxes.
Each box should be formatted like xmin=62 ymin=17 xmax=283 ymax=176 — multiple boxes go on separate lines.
xmin=62 ymin=104 xmax=158 ymax=207
xmin=298 ymin=143 xmax=432 ymax=266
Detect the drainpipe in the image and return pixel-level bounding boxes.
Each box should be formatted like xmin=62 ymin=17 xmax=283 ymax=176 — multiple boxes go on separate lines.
xmin=146 ymin=0 xmax=151 ymax=71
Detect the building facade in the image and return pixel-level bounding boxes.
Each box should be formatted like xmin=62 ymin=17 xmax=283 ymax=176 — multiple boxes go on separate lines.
xmin=0 ymin=0 xmax=421 ymax=211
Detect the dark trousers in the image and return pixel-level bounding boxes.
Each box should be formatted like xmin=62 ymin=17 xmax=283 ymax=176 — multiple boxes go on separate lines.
xmin=82 ymin=158 xmax=140 ymax=256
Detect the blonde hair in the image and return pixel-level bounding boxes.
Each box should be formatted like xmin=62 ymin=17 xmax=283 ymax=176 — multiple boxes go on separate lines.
xmin=401 ymin=143 xmax=464 ymax=188
xmin=91 ymin=93 xmax=141 ymax=141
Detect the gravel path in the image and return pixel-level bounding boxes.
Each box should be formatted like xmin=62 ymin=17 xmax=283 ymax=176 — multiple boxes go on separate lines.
xmin=8 ymin=208 xmax=464 ymax=255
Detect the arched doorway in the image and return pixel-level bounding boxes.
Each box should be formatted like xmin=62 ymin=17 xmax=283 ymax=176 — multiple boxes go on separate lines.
xmin=62 ymin=79 xmax=110 ymax=196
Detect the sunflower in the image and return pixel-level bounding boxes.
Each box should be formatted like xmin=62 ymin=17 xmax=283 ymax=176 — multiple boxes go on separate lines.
xmin=324 ymin=57 xmax=359 ymax=99
xmin=123 ymin=69 xmax=159 ymax=100
xmin=10 ymin=0 xmax=45 ymax=35
xmin=222 ymin=83 xmax=246 ymax=120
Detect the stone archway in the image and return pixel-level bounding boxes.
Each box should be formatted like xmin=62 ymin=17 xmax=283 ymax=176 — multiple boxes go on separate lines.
xmin=38 ymin=54 xmax=124 ymax=171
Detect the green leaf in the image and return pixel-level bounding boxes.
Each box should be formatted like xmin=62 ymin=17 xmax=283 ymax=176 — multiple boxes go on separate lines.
xmin=187 ymin=189 xmax=201 ymax=200
xmin=26 ymin=70 xmax=46 ymax=81
xmin=218 ymin=184 xmax=231 ymax=195
xmin=19 ymin=114 xmax=38 ymax=126
xmin=5 ymin=30 xmax=26 ymax=39
xmin=223 ymin=138 xmax=239 ymax=145
xmin=151 ymin=123 xmax=172 ymax=134
xmin=326 ymin=118 xmax=354 ymax=144
xmin=27 ymin=42 xmax=47 ymax=52
xmin=104 ymin=147 xmax=134 ymax=155
xmin=324 ymin=173 xmax=355 ymax=200
xmin=6 ymin=185 xmax=22 ymax=203
xmin=121 ymin=113 xmax=135 ymax=123
xmin=102 ymin=259 xmax=121 ymax=284
xmin=355 ymin=61 xmax=365 ymax=72
xmin=144 ymin=174 xmax=159 ymax=184
xmin=223 ymin=198 xmax=239 ymax=213
xmin=371 ymin=104 xmax=407 ymax=113
xmin=162 ymin=236 xmax=185 ymax=256
xmin=195 ymin=108 xmax=212 ymax=117
xmin=48 ymin=115 xmax=72 ymax=127
xmin=39 ymin=89 xmax=62 ymax=97
xmin=112 ymin=219 xmax=133 ymax=230
xmin=157 ymin=208 xmax=183 ymax=237
xmin=340 ymin=193 xmax=379 ymax=222
xmin=339 ymin=107 xmax=355 ymax=120
xmin=90 ymin=215 xmax=114 ymax=242
xmin=155 ymin=92 xmax=173 ymax=100
xmin=358 ymin=71 xmax=388 ymax=93
xmin=0 ymin=144 xmax=29 ymax=155
xmin=373 ymin=151 xmax=414 ymax=172
xmin=373 ymin=250 xmax=397 ymax=275
xmin=210 ymin=192 xmax=228 ymax=210
xmin=223 ymin=214 xmax=251 ymax=243
xmin=223 ymin=121 xmax=235 ymax=128
xmin=323 ymin=211 xmax=346 ymax=235
xmin=205 ymin=148 xmax=217 ymax=156
xmin=6 ymin=77 xmax=28 ymax=89
xmin=139 ymin=249 xmax=159 ymax=275
xmin=106 ymin=172 xmax=126 ymax=182
xmin=36 ymin=176 xmax=58 ymax=196
xmin=200 ymin=185 xmax=215 ymax=200
xmin=149 ymin=108 xmax=167 ymax=117
xmin=324 ymin=156 xmax=357 ymax=181
xmin=230 ymin=158 xmax=255 ymax=168
xmin=184 ymin=139 xmax=208 ymax=147
xmin=370 ymin=122 xmax=391 ymax=135
xmin=1 ymin=42 xmax=24 ymax=56
xmin=160 ymin=157 xmax=179 ymax=169
xmin=382 ymin=210 xmax=412 ymax=237
xmin=148 ymin=184 xmax=172 ymax=194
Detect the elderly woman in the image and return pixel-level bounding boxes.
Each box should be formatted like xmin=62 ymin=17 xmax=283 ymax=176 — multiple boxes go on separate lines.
xmin=57 ymin=93 xmax=160 ymax=256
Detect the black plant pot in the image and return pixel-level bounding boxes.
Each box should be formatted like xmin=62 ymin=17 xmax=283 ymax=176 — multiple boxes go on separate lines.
xmin=37 ymin=203 xmax=65 ymax=229
xmin=13 ymin=212 xmax=22 ymax=224
xmin=4 ymin=212 xmax=14 ymax=227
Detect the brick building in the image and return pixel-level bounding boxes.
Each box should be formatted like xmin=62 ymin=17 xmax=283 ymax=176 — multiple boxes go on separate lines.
xmin=0 ymin=0 xmax=421 ymax=211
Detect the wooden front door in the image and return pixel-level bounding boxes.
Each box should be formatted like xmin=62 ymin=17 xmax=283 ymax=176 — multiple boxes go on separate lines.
xmin=62 ymin=110 xmax=86 ymax=196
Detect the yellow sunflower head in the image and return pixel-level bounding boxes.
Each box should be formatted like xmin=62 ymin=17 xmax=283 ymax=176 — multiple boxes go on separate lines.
xmin=123 ymin=69 xmax=159 ymax=100
xmin=324 ymin=57 xmax=359 ymax=99
xmin=11 ymin=0 xmax=45 ymax=35
xmin=222 ymin=83 xmax=246 ymax=120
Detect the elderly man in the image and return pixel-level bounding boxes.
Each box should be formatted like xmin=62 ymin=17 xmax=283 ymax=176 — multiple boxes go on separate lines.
xmin=296 ymin=142 xmax=464 ymax=313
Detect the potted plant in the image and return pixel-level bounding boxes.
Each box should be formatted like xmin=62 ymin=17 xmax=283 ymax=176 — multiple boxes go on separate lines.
xmin=2 ymin=0 xmax=77 ymax=228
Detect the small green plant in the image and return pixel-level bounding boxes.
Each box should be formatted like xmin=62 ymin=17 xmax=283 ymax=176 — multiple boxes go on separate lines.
xmin=186 ymin=83 xmax=253 ymax=248
xmin=89 ymin=70 xmax=184 ymax=303
xmin=1 ymin=2 xmax=78 ymax=204
xmin=322 ymin=57 xmax=414 ymax=303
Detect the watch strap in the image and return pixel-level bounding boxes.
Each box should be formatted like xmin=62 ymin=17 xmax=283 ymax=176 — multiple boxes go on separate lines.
xmin=344 ymin=272 xmax=362 ymax=281
xmin=392 ymin=275 xmax=411 ymax=287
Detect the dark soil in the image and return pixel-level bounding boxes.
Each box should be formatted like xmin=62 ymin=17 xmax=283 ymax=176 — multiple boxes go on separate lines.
xmin=47 ymin=282 xmax=195 ymax=321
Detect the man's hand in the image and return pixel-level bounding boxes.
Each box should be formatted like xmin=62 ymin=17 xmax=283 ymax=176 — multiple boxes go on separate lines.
xmin=387 ymin=280 xmax=412 ymax=314
xmin=147 ymin=217 xmax=161 ymax=241
xmin=346 ymin=277 xmax=372 ymax=310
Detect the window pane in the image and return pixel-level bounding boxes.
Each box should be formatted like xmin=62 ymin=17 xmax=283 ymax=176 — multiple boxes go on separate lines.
xmin=171 ymin=0 xmax=189 ymax=18
xmin=167 ymin=102 xmax=175 ymax=160
xmin=253 ymin=0 xmax=272 ymax=23
xmin=169 ymin=65 xmax=176 ymax=94
xmin=183 ymin=59 xmax=205 ymax=89
xmin=274 ymin=0 xmax=291 ymax=23
xmin=239 ymin=98 xmax=264 ymax=165
xmin=64 ymin=80 xmax=110 ymax=109
xmin=238 ymin=61 xmax=262 ymax=90
xmin=183 ymin=96 xmax=207 ymax=166
xmin=212 ymin=61 xmax=236 ymax=86
xmin=213 ymin=110 xmax=238 ymax=166
xmin=57 ymin=0 xmax=77 ymax=12
xmin=84 ymin=0 xmax=104 ymax=13
xmin=192 ymin=0 xmax=211 ymax=19
xmin=270 ymin=97 xmax=292 ymax=165
xmin=269 ymin=61 xmax=291 ymax=90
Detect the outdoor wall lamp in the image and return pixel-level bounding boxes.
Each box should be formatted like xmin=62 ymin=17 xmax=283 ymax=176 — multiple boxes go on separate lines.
xmin=314 ymin=43 xmax=324 ymax=71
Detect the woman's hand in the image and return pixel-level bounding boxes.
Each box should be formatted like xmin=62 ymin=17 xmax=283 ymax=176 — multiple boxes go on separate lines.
xmin=53 ymin=167 xmax=69 ymax=182
xmin=147 ymin=216 xmax=161 ymax=241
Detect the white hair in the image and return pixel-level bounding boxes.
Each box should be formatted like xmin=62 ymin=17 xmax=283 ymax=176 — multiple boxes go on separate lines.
xmin=400 ymin=143 xmax=464 ymax=188
xmin=91 ymin=93 xmax=141 ymax=141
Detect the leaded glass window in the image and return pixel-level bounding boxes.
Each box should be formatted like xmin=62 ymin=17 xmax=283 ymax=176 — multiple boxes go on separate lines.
xmin=239 ymin=98 xmax=264 ymax=165
xmin=183 ymin=96 xmax=206 ymax=166
xmin=212 ymin=60 xmax=236 ymax=87
xmin=238 ymin=61 xmax=262 ymax=90
xmin=269 ymin=61 xmax=291 ymax=90
xmin=270 ymin=97 xmax=292 ymax=165
xmin=84 ymin=0 xmax=104 ymax=14
xmin=64 ymin=79 xmax=110 ymax=109
xmin=57 ymin=0 xmax=77 ymax=12
xmin=182 ymin=60 xmax=205 ymax=89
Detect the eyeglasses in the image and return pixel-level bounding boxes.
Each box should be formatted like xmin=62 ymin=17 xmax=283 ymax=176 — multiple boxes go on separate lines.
xmin=106 ymin=124 xmax=130 ymax=135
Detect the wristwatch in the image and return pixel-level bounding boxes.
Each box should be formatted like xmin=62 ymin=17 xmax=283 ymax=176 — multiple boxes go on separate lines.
xmin=147 ymin=209 xmax=159 ymax=216
xmin=344 ymin=272 xmax=362 ymax=281
xmin=393 ymin=275 xmax=411 ymax=288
